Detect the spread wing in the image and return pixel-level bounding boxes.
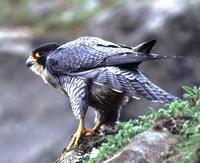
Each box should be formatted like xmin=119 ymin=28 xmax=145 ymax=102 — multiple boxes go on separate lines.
xmin=46 ymin=37 xmax=169 ymax=75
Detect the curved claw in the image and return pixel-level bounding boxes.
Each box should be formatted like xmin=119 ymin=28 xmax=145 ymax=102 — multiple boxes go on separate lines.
xmin=66 ymin=118 xmax=97 ymax=151
xmin=67 ymin=128 xmax=97 ymax=151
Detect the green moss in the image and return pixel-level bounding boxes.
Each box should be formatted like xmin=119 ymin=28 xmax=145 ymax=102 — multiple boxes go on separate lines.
xmin=86 ymin=86 xmax=200 ymax=163
xmin=86 ymin=120 xmax=144 ymax=163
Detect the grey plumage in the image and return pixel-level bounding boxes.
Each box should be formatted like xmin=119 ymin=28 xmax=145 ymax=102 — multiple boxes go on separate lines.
xmin=44 ymin=37 xmax=177 ymax=119
xmin=27 ymin=36 xmax=178 ymax=133
xmin=46 ymin=37 xmax=171 ymax=74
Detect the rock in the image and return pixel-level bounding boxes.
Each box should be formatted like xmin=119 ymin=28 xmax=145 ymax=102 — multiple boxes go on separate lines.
xmin=105 ymin=129 xmax=178 ymax=163
xmin=55 ymin=136 xmax=107 ymax=163
xmin=55 ymin=129 xmax=178 ymax=163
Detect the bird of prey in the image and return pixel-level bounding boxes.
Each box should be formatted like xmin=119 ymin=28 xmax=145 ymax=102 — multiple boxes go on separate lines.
xmin=26 ymin=36 xmax=177 ymax=150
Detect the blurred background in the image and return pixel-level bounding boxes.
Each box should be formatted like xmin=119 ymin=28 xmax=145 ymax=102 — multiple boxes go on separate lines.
xmin=0 ymin=0 xmax=199 ymax=162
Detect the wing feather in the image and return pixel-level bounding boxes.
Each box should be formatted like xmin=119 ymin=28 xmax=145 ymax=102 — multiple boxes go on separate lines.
xmin=46 ymin=37 xmax=172 ymax=75
xmin=60 ymin=76 xmax=88 ymax=119
xmin=80 ymin=67 xmax=177 ymax=103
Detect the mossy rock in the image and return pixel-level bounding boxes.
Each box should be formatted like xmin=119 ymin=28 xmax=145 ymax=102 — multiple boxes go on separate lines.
xmin=55 ymin=86 xmax=200 ymax=163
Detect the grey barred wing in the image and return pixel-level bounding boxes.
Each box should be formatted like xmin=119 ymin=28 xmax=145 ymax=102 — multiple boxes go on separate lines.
xmin=46 ymin=36 xmax=168 ymax=76
xmin=60 ymin=76 xmax=89 ymax=119
xmin=77 ymin=67 xmax=177 ymax=103
xmin=45 ymin=44 xmax=105 ymax=75
xmin=46 ymin=37 xmax=137 ymax=75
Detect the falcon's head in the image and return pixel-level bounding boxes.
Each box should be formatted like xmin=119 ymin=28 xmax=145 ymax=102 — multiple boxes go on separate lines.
xmin=26 ymin=43 xmax=59 ymax=76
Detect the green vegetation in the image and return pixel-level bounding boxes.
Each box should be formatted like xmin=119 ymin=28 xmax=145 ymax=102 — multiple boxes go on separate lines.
xmin=0 ymin=0 xmax=124 ymax=34
xmin=86 ymin=86 xmax=200 ymax=163
xmin=175 ymin=86 xmax=200 ymax=163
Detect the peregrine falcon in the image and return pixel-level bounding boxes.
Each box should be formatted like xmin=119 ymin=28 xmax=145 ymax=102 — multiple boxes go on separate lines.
xmin=26 ymin=36 xmax=177 ymax=150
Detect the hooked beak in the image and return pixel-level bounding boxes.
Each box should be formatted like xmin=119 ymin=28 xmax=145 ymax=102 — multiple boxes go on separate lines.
xmin=26 ymin=56 xmax=34 ymax=68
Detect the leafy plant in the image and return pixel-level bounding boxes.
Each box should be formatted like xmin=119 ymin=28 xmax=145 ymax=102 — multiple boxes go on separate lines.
xmin=86 ymin=86 xmax=200 ymax=162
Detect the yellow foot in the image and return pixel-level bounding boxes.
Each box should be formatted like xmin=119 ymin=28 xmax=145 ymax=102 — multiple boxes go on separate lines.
xmin=66 ymin=128 xmax=96 ymax=151
xmin=84 ymin=128 xmax=96 ymax=136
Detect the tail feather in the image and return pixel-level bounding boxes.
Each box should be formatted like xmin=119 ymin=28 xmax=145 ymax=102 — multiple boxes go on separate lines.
xmin=133 ymin=70 xmax=178 ymax=103
xmin=133 ymin=40 xmax=156 ymax=54
xmin=87 ymin=67 xmax=178 ymax=103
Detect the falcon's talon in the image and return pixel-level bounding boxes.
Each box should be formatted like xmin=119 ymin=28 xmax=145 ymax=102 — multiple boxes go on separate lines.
xmin=66 ymin=117 xmax=97 ymax=151
xmin=66 ymin=128 xmax=96 ymax=151
xmin=83 ymin=128 xmax=96 ymax=136
xmin=66 ymin=134 xmax=77 ymax=151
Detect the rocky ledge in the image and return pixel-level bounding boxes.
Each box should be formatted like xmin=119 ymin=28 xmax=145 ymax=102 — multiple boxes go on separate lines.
xmin=55 ymin=86 xmax=200 ymax=163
